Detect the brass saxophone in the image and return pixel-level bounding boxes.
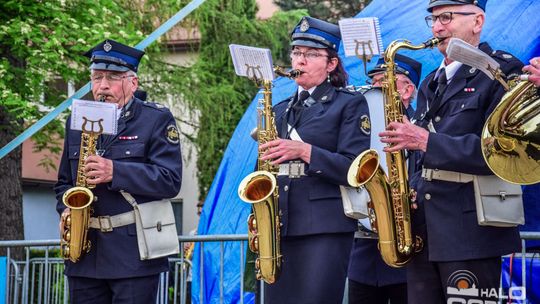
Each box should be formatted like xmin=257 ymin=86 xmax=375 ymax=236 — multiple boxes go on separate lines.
xmin=347 ymin=38 xmax=441 ymax=267
xmin=61 ymin=109 xmax=104 ymax=262
xmin=238 ymin=67 xmax=301 ymax=283
xmin=481 ymin=78 xmax=540 ymax=185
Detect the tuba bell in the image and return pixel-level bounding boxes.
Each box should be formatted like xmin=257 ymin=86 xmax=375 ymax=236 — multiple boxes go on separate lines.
xmin=481 ymin=77 xmax=540 ymax=184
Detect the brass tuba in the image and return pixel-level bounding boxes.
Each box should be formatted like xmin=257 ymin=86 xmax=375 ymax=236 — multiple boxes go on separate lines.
xmin=238 ymin=67 xmax=301 ymax=283
xmin=347 ymin=38 xmax=441 ymax=267
xmin=61 ymin=114 xmax=103 ymax=262
xmin=481 ymin=78 xmax=540 ymax=185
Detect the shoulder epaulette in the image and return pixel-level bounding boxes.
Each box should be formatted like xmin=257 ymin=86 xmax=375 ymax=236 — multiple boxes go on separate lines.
xmin=142 ymin=101 xmax=170 ymax=112
xmin=490 ymin=50 xmax=519 ymax=63
xmin=337 ymin=86 xmax=358 ymax=95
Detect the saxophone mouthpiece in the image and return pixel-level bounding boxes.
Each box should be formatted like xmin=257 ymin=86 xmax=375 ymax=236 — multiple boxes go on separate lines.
xmin=274 ymin=66 xmax=304 ymax=79
xmin=98 ymin=95 xmax=106 ymax=102
xmin=424 ymin=37 xmax=446 ymax=48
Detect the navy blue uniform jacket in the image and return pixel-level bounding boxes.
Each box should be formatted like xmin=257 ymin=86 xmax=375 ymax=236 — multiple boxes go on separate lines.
xmin=411 ymin=43 xmax=523 ymax=261
xmin=55 ymin=98 xmax=182 ymax=279
xmin=273 ymin=81 xmax=371 ymax=236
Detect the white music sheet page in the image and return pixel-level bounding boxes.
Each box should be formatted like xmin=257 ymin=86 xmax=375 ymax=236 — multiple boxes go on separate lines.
xmin=339 ymin=17 xmax=383 ymax=58
xmin=229 ymin=44 xmax=274 ymax=81
xmin=71 ymin=99 xmax=118 ymax=135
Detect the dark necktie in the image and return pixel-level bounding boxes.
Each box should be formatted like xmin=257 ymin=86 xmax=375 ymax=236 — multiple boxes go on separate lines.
xmin=435 ymin=68 xmax=448 ymax=98
xmin=298 ymin=90 xmax=311 ymax=107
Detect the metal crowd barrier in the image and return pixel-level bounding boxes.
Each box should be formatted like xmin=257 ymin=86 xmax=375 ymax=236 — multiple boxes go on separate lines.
xmin=0 ymin=235 xmax=248 ymax=304
xmin=2 ymin=232 xmax=539 ymax=304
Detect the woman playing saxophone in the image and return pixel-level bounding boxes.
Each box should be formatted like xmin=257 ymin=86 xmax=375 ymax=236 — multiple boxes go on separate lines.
xmin=258 ymin=16 xmax=370 ymax=304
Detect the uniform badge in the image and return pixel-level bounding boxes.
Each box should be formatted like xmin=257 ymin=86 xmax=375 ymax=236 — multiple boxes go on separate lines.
xmin=166 ymin=124 xmax=180 ymax=144
xmin=103 ymin=41 xmax=112 ymax=52
xmin=359 ymin=115 xmax=371 ymax=135
xmin=464 ymin=88 xmax=476 ymax=92
xmin=300 ymin=18 xmax=310 ymax=32
xmin=502 ymin=54 xmax=512 ymax=59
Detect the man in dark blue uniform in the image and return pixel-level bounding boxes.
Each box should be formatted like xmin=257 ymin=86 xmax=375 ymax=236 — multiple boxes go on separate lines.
xmin=55 ymin=39 xmax=182 ymax=303
xmin=348 ymin=54 xmax=422 ymax=304
xmin=258 ymin=16 xmax=370 ymax=304
xmin=380 ymin=0 xmax=523 ymax=303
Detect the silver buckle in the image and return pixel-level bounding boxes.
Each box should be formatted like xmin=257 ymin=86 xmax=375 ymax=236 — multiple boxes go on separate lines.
xmin=422 ymin=168 xmax=434 ymax=181
xmin=98 ymin=216 xmax=113 ymax=232
xmin=288 ymin=161 xmax=304 ymax=178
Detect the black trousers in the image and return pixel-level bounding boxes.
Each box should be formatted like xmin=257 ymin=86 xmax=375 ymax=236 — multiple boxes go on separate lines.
xmin=407 ymin=246 xmax=501 ymax=304
xmin=68 ymin=274 xmax=160 ymax=304
xmin=264 ymin=232 xmax=354 ymax=304
xmin=348 ymin=280 xmax=407 ymax=304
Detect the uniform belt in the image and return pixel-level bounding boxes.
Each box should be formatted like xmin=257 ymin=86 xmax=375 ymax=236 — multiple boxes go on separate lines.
xmin=354 ymin=223 xmax=378 ymax=239
xmin=278 ymin=161 xmax=306 ymax=178
xmin=89 ymin=211 xmax=135 ymax=232
xmin=421 ymin=167 xmax=474 ymax=183
xmin=354 ymin=230 xmax=378 ymax=239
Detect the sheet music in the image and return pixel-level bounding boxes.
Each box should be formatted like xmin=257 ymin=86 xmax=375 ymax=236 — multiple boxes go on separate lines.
xmin=229 ymin=44 xmax=274 ymax=81
xmin=447 ymin=38 xmax=500 ymax=80
xmin=339 ymin=17 xmax=383 ymax=57
xmin=71 ymin=99 xmax=118 ymax=135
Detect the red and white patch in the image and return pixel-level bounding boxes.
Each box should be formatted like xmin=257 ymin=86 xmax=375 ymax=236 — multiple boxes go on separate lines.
xmin=119 ymin=135 xmax=138 ymax=140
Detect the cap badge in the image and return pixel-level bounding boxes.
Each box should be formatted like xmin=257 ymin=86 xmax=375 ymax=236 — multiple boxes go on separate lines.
xmin=103 ymin=41 xmax=112 ymax=52
xmin=300 ymin=18 xmax=310 ymax=32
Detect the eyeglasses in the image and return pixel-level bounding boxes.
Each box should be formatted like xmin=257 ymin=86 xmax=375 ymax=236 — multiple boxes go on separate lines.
xmin=424 ymin=12 xmax=476 ymax=27
xmin=290 ymin=50 xmax=329 ymax=61
xmin=91 ymin=73 xmax=134 ymax=83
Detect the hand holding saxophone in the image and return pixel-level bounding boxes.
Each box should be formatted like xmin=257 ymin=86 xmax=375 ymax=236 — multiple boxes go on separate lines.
xmin=259 ymin=138 xmax=312 ymax=164
xmin=522 ymin=57 xmax=540 ymax=87
xmin=84 ymin=155 xmax=113 ymax=184
xmin=379 ymin=116 xmax=429 ymax=152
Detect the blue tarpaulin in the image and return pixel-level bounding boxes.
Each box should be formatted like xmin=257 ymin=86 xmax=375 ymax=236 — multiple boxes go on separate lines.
xmin=1 ymin=257 xmax=6 ymax=304
xmin=192 ymin=1 xmax=540 ymax=303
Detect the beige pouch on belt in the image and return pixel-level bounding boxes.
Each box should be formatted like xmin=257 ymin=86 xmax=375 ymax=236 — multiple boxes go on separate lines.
xmin=473 ymin=175 xmax=524 ymax=227
xmin=121 ymin=191 xmax=180 ymax=260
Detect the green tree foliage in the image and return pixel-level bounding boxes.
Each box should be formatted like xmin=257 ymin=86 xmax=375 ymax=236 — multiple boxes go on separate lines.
xmin=141 ymin=0 xmax=304 ymax=196
xmin=273 ymin=0 xmax=371 ymax=23
xmin=0 ymin=0 xmax=304 ymax=244
xmin=0 ymin=0 xmax=156 ymax=254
